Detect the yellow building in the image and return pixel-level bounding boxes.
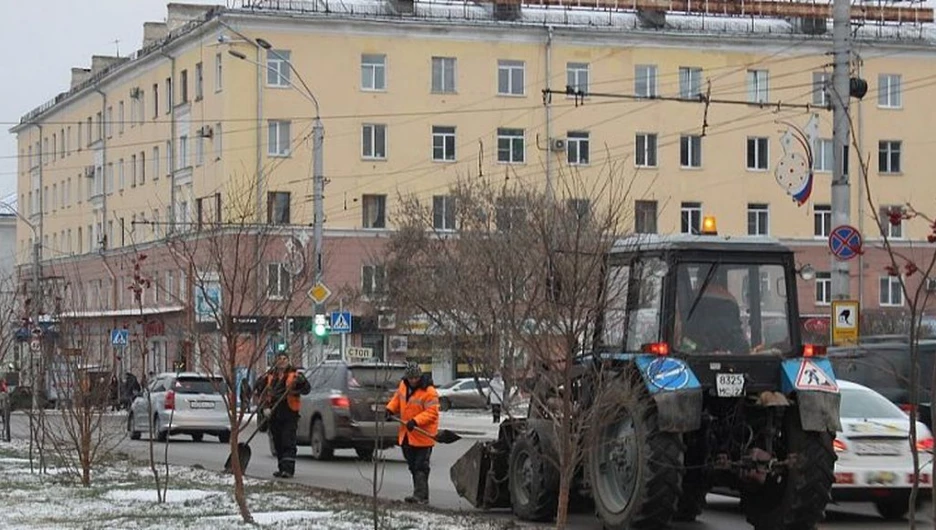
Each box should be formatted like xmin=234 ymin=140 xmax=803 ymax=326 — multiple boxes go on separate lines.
xmin=10 ymin=1 xmax=936 ymax=374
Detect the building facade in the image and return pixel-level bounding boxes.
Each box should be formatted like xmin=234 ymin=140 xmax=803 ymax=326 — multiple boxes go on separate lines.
xmin=10 ymin=0 xmax=936 ymax=381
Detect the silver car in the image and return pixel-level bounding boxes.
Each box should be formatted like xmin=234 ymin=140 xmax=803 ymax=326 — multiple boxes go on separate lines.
xmin=437 ymin=377 xmax=490 ymax=410
xmin=127 ymin=372 xmax=231 ymax=443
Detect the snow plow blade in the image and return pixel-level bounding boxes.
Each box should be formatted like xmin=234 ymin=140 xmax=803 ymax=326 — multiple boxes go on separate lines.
xmin=450 ymin=439 xmax=511 ymax=509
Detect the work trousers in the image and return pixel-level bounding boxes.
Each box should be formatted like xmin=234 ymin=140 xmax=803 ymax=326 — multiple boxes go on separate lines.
xmin=270 ymin=411 xmax=299 ymax=474
xmin=403 ymin=444 xmax=433 ymax=501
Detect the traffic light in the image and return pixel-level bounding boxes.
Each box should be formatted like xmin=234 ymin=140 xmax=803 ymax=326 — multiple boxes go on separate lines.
xmin=313 ymin=314 xmax=328 ymax=338
xmin=271 ymin=333 xmax=287 ymax=353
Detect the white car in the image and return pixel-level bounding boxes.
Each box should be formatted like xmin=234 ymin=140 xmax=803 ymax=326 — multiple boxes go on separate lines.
xmin=833 ymin=380 xmax=933 ymax=519
xmin=127 ymin=372 xmax=231 ymax=443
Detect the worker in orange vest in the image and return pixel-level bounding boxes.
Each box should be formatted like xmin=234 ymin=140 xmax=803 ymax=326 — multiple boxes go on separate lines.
xmin=387 ymin=362 xmax=439 ymax=504
xmin=254 ymin=353 xmax=311 ymax=478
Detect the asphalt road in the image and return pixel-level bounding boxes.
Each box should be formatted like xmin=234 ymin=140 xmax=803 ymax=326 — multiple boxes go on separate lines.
xmin=3 ymin=412 xmax=933 ymax=529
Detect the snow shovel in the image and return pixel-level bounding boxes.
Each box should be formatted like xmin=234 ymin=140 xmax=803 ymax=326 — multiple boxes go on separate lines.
xmin=389 ymin=416 xmax=462 ymax=444
xmin=223 ymin=376 xmax=293 ymax=474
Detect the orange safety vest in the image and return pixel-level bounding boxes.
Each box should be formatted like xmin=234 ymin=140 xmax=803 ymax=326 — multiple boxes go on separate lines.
xmin=265 ymin=370 xmax=302 ymax=413
xmin=386 ymin=379 xmax=439 ymax=447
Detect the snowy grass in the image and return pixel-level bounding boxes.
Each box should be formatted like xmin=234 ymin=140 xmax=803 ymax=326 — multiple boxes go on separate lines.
xmin=0 ymin=439 xmax=506 ymax=529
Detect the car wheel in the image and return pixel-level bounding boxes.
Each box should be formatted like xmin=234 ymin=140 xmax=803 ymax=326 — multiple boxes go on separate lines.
xmin=191 ymin=433 xmax=204 ymax=442
xmin=127 ymin=413 xmax=141 ymax=441
xmin=440 ymin=397 xmax=451 ymax=411
xmin=875 ymin=496 xmax=911 ymax=520
xmin=155 ymin=415 xmax=168 ymax=442
xmin=355 ymin=447 xmax=375 ymax=461
xmin=310 ymin=419 xmax=334 ymax=460
xmin=217 ymin=430 xmax=231 ymax=444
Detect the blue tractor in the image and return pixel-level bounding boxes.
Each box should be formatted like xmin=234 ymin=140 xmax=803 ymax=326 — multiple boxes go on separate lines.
xmin=451 ymin=227 xmax=840 ymax=530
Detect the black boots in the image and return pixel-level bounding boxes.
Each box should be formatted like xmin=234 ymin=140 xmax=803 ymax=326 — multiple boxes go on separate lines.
xmin=404 ymin=471 xmax=429 ymax=504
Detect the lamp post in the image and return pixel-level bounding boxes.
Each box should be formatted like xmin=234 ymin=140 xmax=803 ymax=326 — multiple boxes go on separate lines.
xmin=229 ymin=41 xmax=326 ymax=364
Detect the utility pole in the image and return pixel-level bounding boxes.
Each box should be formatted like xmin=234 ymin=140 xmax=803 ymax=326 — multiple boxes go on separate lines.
xmin=831 ymin=0 xmax=852 ymax=301
xmin=312 ymin=117 xmax=325 ymax=363
xmin=31 ymin=241 xmax=40 ymax=414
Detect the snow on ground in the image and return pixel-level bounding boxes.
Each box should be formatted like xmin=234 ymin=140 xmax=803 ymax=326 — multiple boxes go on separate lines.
xmin=0 ymin=440 xmax=506 ymax=530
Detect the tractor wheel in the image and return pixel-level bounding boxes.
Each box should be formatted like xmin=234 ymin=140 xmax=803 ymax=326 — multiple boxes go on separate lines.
xmin=743 ymin=408 xmax=835 ymax=530
xmin=673 ymin=468 xmax=709 ymax=522
xmin=587 ymin=385 xmax=684 ymax=530
xmin=508 ymin=429 xmax=559 ymax=522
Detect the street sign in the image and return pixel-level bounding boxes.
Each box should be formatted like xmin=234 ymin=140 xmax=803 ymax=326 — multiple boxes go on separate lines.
xmin=828 ymin=225 xmax=862 ymax=261
xmin=347 ymin=347 xmax=373 ymax=360
xmin=111 ymin=329 xmax=129 ymax=346
xmin=831 ymin=300 xmax=860 ymax=345
xmin=330 ymin=311 xmax=352 ymax=333
xmin=29 ymin=338 xmax=40 ymax=352
xmin=307 ymin=282 xmax=332 ymax=305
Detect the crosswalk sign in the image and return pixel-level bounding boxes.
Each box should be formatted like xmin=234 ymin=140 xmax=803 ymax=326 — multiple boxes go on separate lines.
xmin=111 ymin=329 xmax=129 ymax=346
xmin=330 ymin=311 xmax=351 ymax=333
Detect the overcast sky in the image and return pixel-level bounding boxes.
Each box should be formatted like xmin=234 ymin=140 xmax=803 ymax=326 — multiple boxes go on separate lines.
xmin=0 ymin=0 xmax=222 ymax=205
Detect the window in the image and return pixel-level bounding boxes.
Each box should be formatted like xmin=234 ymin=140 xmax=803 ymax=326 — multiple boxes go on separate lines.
xmin=813 ymin=138 xmax=833 ymax=172
xmin=496 ymin=197 xmax=525 ymax=231
xmin=215 ymin=52 xmax=223 ymax=91
xmin=680 ymin=135 xmax=702 ymax=168
xmin=96 ymin=112 xmax=103 ymax=141
xmin=165 ymin=77 xmax=173 ymax=113
xmin=431 ymin=57 xmax=456 ymax=93
xmin=567 ymin=131 xmax=590 ymax=165
xmin=432 ymin=195 xmax=456 ymax=230
xmin=679 ymin=67 xmax=702 ymax=99
xmin=118 ymin=102 xmax=124 ymax=134
xmin=196 ymin=135 xmax=204 ymax=166
xmin=266 ymin=50 xmax=291 ymax=86
xmin=362 ymin=124 xmax=387 ymax=159
xmin=267 ymin=263 xmax=292 ymax=299
xmin=362 ymin=194 xmax=387 ymax=228
xmin=878 ymin=74 xmax=901 ymax=108
xmin=747 ymin=70 xmax=769 ymax=103
xmin=747 ymin=203 xmax=769 ymax=236
xmin=77 ymin=121 xmax=82 ymax=148
xmin=878 ymin=140 xmax=901 ymax=174
xmin=131 ymin=154 xmax=137 ymax=188
xmin=568 ymin=198 xmax=591 ymax=220
xmin=361 ymin=54 xmax=386 ymax=91
xmin=153 ymin=146 xmax=160 ymax=180
xmin=566 ymin=62 xmax=589 ymax=94
xmin=746 ymin=137 xmax=769 ymax=170
xmin=497 ymin=128 xmax=525 ymax=163
xmin=879 ymin=276 xmax=903 ymax=307
xmin=635 ymin=200 xmax=658 ymax=234
xmin=812 ymin=271 xmax=831 ymax=305
xmin=166 ymin=140 xmax=173 ymax=172
xmin=497 ymin=60 xmax=525 ymax=95
xmin=635 ymin=133 xmax=657 ymax=167
xmin=66 ymin=126 xmax=70 ymax=155
xmin=165 ymin=272 xmax=175 ymax=303
xmin=635 ymin=65 xmax=658 ymax=98
xmin=681 ymin=202 xmax=702 ymax=234
xmin=195 ymin=62 xmax=203 ymax=99
xmin=814 ymin=204 xmax=831 ymax=237
xmin=267 ymin=191 xmax=291 ymax=225
xmin=812 ymin=72 xmax=830 ymax=107
xmin=268 ymin=121 xmax=291 ymax=157
xmin=118 ymin=159 xmax=125 ymax=190
xmin=362 ymin=265 xmax=387 ymax=296
xmin=879 ymin=206 xmax=904 ymax=239
xmin=152 ymin=83 xmax=159 ymax=117
xmin=180 ymin=69 xmax=189 ymax=102
xmin=214 ymin=123 xmax=222 ymax=160
xmin=106 ymin=107 xmax=113 ymax=138
xmin=432 ymin=126 xmax=456 ymax=161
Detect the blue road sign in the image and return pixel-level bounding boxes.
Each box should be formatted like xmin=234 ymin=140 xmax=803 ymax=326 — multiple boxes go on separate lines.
xmin=111 ymin=329 xmax=129 ymax=346
xmin=645 ymin=357 xmax=692 ymax=391
xmin=828 ymin=224 xmax=862 ymax=261
xmin=331 ymin=311 xmax=352 ymax=333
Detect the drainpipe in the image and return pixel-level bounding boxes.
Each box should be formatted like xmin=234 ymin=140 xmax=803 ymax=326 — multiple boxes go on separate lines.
xmin=160 ymin=50 xmax=177 ymax=233
xmin=856 ymin=55 xmax=864 ymax=308
xmin=93 ymin=89 xmax=108 ymax=251
xmin=545 ymin=26 xmax=554 ymax=200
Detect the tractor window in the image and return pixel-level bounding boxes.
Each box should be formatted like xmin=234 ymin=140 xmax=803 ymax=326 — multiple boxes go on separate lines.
xmin=601 ymin=264 xmax=629 ymax=348
xmin=675 ymin=262 xmax=791 ymax=354
xmin=625 ymin=258 xmax=666 ymax=351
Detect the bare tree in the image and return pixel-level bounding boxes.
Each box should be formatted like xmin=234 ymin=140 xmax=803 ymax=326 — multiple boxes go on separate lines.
xmin=386 ymin=161 xmax=636 ymax=528
xmin=164 ymin=178 xmax=312 ymax=523
xmin=853 ymin=119 xmax=936 ymax=526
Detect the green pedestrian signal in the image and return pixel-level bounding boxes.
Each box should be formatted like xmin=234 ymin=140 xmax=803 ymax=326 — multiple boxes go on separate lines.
xmin=313 ymin=314 xmax=328 ymax=337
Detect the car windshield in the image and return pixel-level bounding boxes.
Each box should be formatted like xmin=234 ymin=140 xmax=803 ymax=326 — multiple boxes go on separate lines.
xmin=174 ymin=377 xmax=225 ymax=394
xmin=438 ymin=380 xmax=460 ymax=390
xmin=674 ymin=262 xmax=791 ymax=355
xmin=840 ymin=387 xmax=907 ymax=420
xmin=348 ymin=366 xmax=405 ymax=390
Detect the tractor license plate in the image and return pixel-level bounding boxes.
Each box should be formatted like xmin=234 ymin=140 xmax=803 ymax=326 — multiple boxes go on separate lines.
xmin=716 ymin=373 xmax=745 ymax=397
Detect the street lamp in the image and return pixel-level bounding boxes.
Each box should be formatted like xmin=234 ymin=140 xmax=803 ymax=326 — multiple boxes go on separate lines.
xmin=229 ymin=39 xmax=327 ymax=362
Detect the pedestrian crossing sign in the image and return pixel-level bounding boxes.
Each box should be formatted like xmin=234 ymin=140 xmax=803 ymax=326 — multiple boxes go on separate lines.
xmin=330 ymin=311 xmax=351 ymax=333
xmin=111 ymin=329 xmax=129 ymax=346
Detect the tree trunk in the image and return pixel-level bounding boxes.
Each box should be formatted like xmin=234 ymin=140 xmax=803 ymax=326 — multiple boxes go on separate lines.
xmin=555 ymin=474 xmax=571 ymax=530
xmin=230 ymin=426 xmax=254 ymax=524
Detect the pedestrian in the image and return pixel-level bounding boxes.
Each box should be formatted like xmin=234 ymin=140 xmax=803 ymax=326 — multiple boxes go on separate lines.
xmin=386 ymin=362 xmax=440 ymax=505
xmin=254 ymin=353 xmax=311 ymax=478
xmin=0 ymin=377 xmax=10 ymax=442
xmin=489 ymin=372 xmax=504 ymax=423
